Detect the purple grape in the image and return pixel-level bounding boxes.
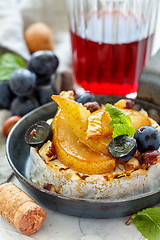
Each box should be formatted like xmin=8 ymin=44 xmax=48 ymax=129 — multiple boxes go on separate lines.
xmin=10 ymin=96 xmax=39 ymax=116
xmin=36 ymin=74 xmax=51 ymax=86
xmin=108 ymin=135 xmax=137 ymax=161
xmin=0 ymin=81 xmax=14 ymax=109
xmin=9 ymin=68 xmax=36 ymax=97
xmin=25 ymin=121 xmax=53 ymax=148
xmin=28 ymin=50 xmax=59 ymax=77
xmin=36 ymin=84 xmax=58 ymax=105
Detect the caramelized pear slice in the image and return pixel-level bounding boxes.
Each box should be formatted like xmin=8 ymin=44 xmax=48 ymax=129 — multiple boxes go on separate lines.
xmin=122 ymin=109 xmax=151 ymax=131
xmin=86 ymin=109 xmax=113 ymax=139
xmin=53 ymin=109 xmax=116 ymax=174
xmin=52 ymin=95 xmax=111 ymax=155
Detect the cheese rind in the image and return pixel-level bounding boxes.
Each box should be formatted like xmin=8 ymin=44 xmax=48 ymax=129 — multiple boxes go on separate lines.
xmin=30 ymin=147 xmax=160 ymax=199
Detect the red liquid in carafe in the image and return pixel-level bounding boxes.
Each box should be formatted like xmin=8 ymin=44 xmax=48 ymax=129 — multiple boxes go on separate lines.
xmin=70 ymin=31 xmax=154 ymax=96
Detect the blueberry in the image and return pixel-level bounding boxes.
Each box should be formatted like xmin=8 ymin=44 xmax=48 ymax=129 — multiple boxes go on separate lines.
xmin=77 ymin=92 xmax=96 ymax=104
xmin=28 ymin=50 xmax=59 ymax=77
xmin=25 ymin=121 xmax=53 ymax=148
xmin=108 ymin=135 xmax=137 ymax=161
xmin=134 ymin=126 xmax=160 ymax=153
xmin=36 ymin=84 xmax=58 ymax=105
xmin=10 ymin=96 xmax=39 ymax=116
xmin=9 ymin=68 xmax=36 ymax=97
xmin=0 ymin=81 xmax=14 ymax=109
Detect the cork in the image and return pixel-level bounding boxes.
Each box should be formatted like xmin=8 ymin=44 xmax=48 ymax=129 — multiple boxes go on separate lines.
xmin=0 ymin=182 xmax=47 ymax=235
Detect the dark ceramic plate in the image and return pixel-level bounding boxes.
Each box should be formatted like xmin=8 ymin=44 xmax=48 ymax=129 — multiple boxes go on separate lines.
xmin=6 ymin=95 xmax=160 ymax=218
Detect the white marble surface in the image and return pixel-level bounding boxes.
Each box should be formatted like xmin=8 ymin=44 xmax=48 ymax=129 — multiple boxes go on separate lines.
xmin=0 ymin=175 xmax=148 ymax=240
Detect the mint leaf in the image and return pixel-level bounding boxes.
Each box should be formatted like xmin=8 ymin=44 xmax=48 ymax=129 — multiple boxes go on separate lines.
xmin=105 ymin=103 xmax=135 ymax=138
xmin=0 ymin=66 xmax=18 ymax=81
xmin=0 ymin=53 xmax=26 ymax=81
xmin=112 ymin=124 xmax=135 ymax=138
xmin=134 ymin=207 xmax=160 ymax=240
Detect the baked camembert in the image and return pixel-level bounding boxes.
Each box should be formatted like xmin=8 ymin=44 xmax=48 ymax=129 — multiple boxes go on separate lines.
xmin=28 ymin=91 xmax=160 ymax=199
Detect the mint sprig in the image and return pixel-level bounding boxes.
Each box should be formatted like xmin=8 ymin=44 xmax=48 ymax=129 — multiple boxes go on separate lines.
xmin=134 ymin=207 xmax=160 ymax=240
xmin=105 ymin=103 xmax=135 ymax=138
xmin=0 ymin=53 xmax=26 ymax=81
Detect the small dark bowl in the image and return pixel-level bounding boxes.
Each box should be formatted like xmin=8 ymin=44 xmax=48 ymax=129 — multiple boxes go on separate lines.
xmin=6 ymin=95 xmax=160 ymax=218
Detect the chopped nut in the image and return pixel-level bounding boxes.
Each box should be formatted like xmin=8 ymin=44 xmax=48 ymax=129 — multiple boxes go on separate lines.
xmin=39 ymin=140 xmax=56 ymax=163
xmin=142 ymin=150 xmax=160 ymax=166
xmin=43 ymin=183 xmax=56 ymax=192
xmin=125 ymin=99 xmax=134 ymax=109
xmin=84 ymin=101 xmax=100 ymax=113
xmin=124 ymin=158 xmax=141 ymax=171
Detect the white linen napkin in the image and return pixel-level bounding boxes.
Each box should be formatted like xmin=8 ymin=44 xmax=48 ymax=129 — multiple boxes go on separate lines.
xmin=0 ymin=0 xmax=30 ymax=60
xmin=0 ymin=110 xmax=12 ymax=184
xmin=0 ymin=0 xmax=28 ymax=184
xmin=0 ymin=0 xmax=74 ymax=184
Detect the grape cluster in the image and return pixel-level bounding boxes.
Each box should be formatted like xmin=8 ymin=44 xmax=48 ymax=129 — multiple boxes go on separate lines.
xmin=0 ymin=50 xmax=59 ymax=116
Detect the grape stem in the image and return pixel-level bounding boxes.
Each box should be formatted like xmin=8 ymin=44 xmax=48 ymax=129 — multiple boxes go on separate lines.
xmin=125 ymin=213 xmax=137 ymax=226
